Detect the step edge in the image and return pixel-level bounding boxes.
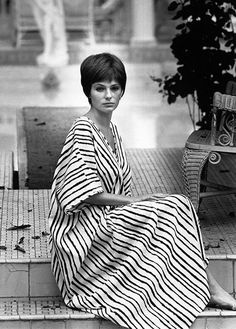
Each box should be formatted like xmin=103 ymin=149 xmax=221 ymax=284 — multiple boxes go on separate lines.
xmin=199 ymin=309 xmax=236 ymax=317
xmin=207 ymin=254 xmax=236 ymax=260
xmin=1 ymin=254 xmax=236 ymax=263
xmin=0 ymin=313 xmax=96 ymax=321
xmin=0 ymin=310 xmax=236 ymax=321
xmin=0 ymin=258 xmax=50 ymax=264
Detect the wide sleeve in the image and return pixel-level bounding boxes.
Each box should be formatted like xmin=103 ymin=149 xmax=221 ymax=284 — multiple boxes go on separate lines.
xmin=53 ymin=119 xmax=104 ymax=214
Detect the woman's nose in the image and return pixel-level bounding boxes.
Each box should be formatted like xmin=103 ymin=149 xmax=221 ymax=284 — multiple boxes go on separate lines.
xmin=105 ymin=88 xmax=112 ymax=99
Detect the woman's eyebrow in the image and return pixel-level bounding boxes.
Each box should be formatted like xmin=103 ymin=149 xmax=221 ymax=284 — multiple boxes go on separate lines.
xmin=94 ymin=82 xmax=120 ymax=86
xmin=93 ymin=83 xmax=106 ymax=87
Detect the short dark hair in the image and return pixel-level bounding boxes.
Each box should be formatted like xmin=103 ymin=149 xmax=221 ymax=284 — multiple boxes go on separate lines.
xmin=80 ymin=53 xmax=127 ymax=101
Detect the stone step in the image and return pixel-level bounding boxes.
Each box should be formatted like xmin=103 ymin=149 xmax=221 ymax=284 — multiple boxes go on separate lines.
xmin=0 ymin=42 xmax=174 ymax=65
xmin=0 ymin=297 xmax=235 ymax=329
xmin=0 ymin=189 xmax=236 ymax=300
xmin=0 ymin=260 xmax=59 ymax=298
xmin=2 ymin=144 xmax=236 ymax=298
xmin=0 ymin=255 xmax=234 ymax=299
xmin=0 ymin=189 xmax=60 ymax=298
xmin=192 ymin=309 xmax=236 ymax=329
xmin=0 ymin=297 xmax=107 ymax=328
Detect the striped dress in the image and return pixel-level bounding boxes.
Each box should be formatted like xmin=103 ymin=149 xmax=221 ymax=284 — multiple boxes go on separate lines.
xmin=48 ymin=116 xmax=210 ymax=329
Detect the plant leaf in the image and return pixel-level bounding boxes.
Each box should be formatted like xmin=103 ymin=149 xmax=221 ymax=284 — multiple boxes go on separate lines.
xmin=14 ymin=245 xmax=26 ymax=253
xmin=7 ymin=224 xmax=31 ymax=231
xmin=168 ymin=1 xmax=179 ymax=11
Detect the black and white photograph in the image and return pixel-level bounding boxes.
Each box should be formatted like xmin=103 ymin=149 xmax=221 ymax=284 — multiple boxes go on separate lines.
xmin=0 ymin=1 xmax=236 ymax=328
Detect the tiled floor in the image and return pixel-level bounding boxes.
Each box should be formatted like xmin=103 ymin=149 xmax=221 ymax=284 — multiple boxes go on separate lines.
xmin=1 ymin=148 xmax=236 ymax=309
xmin=1 ymin=148 xmax=236 ymax=261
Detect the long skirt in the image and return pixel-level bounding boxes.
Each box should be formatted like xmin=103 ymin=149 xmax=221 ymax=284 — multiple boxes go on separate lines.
xmin=50 ymin=194 xmax=210 ymax=329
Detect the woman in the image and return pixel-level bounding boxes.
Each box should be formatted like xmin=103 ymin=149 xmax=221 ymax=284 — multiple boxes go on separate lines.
xmin=48 ymin=53 xmax=236 ymax=329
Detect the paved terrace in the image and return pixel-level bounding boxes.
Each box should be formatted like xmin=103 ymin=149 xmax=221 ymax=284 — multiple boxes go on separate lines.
xmin=1 ymin=148 xmax=236 ymax=328
xmin=1 ymin=147 xmax=236 ymax=260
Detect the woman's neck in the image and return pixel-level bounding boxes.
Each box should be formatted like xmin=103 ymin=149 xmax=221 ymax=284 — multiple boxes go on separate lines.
xmin=86 ymin=109 xmax=115 ymax=152
xmin=86 ymin=109 xmax=112 ymax=129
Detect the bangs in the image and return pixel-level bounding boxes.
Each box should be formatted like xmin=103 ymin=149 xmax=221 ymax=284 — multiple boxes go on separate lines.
xmin=93 ymin=67 xmax=122 ymax=85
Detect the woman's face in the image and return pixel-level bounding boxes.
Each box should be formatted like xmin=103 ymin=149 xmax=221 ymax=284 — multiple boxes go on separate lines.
xmin=90 ymin=80 xmax=123 ymax=114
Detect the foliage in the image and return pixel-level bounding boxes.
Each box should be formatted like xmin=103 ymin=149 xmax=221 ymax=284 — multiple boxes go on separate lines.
xmin=153 ymin=0 xmax=236 ymax=129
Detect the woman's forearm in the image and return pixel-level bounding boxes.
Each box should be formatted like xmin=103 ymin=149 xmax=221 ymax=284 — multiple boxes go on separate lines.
xmin=86 ymin=192 xmax=133 ymax=206
xmin=85 ymin=192 xmax=167 ymax=207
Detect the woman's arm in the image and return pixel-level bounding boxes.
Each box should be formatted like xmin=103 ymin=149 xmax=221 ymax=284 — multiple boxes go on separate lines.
xmin=85 ymin=192 xmax=168 ymax=207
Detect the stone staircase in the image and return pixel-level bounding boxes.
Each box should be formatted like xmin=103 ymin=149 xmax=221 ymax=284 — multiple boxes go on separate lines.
xmin=0 ymin=41 xmax=175 ymax=66
xmin=0 ymin=189 xmax=118 ymax=328
xmin=1 ymin=150 xmax=236 ymax=328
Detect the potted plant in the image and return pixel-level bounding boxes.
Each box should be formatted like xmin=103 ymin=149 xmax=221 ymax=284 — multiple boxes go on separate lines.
xmin=153 ymin=0 xmax=236 ymax=129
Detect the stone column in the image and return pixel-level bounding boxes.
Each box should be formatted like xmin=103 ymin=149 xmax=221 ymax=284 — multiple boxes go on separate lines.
xmin=131 ymin=0 xmax=156 ymax=46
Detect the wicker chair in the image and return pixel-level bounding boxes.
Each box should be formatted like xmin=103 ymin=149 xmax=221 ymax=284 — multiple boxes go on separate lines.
xmin=182 ymin=83 xmax=236 ymax=212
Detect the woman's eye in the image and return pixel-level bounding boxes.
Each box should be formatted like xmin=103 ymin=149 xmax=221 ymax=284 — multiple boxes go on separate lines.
xmin=111 ymin=86 xmax=121 ymax=92
xmin=96 ymin=87 xmax=104 ymax=92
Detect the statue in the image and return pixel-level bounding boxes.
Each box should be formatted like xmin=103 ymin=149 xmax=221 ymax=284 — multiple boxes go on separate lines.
xmin=31 ymin=0 xmax=69 ymax=88
xmin=32 ymin=0 xmax=68 ymax=67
